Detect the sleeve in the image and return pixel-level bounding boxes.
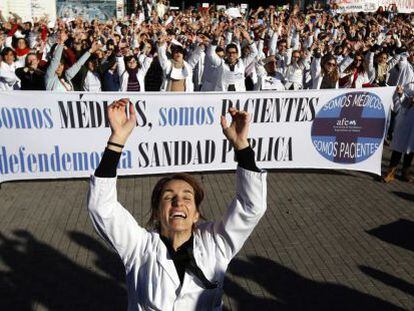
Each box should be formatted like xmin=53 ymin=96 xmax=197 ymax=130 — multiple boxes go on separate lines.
xmin=140 ymin=54 xmax=154 ymax=76
xmin=187 ymin=46 xmax=203 ymax=69
xmin=95 ymin=148 xmax=120 ymax=178
xmin=311 ymin=56 xmax=321 ymax=83
xmin=87 ymin=173 xmax=149 ymax=270
xmin=116 ymin=55 xmax=126 ymax=76
xmin=242 ymin=42 xmax=258 ymax=68
xmin=206 ymin=44 xmax=222 ymax=67
xmin=268 ymin=31 xmax=279 ymax=56
xmin=0 ymin=67 xmax=19 ymax=86
xmin=366 ymin=52 xmax=375 ymax=82
xmin=212 ymin=167 xmax=267 ymax=261
xmin=157 ymin=42 xmax=170 ymax=71
xmin=235 ymin=147 xmax=260 ymax=172
xmin=45 ymin=44 xmax=64 ymax=90
xmin=65 ymin=51 xmax=91 ymax=81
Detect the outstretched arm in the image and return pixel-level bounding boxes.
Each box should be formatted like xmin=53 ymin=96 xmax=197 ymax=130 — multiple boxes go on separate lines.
xmin=88 ymin=99 xmax=149 ymax=270
xmin=211 ymin=108 xmax=267 ymax=262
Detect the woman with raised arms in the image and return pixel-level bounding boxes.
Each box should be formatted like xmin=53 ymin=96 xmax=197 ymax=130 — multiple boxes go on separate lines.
xmin=87 ymin=98 xmax=267 ymax=310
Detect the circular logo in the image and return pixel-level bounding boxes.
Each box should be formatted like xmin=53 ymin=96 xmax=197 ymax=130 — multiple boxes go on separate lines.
xmin=311 ymin=92 xmax=386 ymax=164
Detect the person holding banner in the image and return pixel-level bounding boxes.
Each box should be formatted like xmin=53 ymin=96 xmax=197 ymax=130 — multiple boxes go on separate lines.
xmin=382 ymin=84 xmax=414 ymax=183
xmin=87 ymin=99 xmax=267 ymax=310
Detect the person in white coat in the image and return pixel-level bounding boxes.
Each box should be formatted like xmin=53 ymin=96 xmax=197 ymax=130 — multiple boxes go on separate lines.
xmin=339 ymin=53 xmax=372 ymax=89
xmin=157 ymin=36 xmax=203 ymax=92
xmin=311 ymin=53 xmax=340 ymax=89
xmin=382 ymin=84 xmax=414 ymax=183
xmin=207 ymin=29 xmax=258 ymax=92
xmin=87 ymin=98 xmax=267 ymax=310
xmin=200 ymin=45 xmax=225 ymax=92
xmin=255 ymin=55 xmax=286 ymax=91
xmin=117 ymin=43 xmax=153 ymax=92
xmin=0 ymin=47 xmax=20 ymax=90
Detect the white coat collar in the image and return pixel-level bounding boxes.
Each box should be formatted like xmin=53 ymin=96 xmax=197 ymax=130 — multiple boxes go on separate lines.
xmin=155 ymin=235 xmax=181 ymax=287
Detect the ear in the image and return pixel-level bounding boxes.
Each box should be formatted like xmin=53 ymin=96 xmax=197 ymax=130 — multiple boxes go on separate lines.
xmin=193 ymin=210 xmax=200 ymax=223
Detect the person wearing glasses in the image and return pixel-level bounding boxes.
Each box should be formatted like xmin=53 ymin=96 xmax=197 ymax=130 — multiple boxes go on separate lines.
xmin=339 ymin=53 xmax=371 ymax=89
xmin=116 ymin=42 xmax=153 ymax=92
xmin=311 ymin=53 xmax=339 ymax=89
xmin=207 ymin=29 xmax=258 ymax=92
xmin=87 ymin=99 xmax=267 ymax=310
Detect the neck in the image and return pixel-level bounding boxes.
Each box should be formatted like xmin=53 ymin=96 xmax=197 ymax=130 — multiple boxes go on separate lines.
xmin=161 ymin=230 xmax=192 ymax=251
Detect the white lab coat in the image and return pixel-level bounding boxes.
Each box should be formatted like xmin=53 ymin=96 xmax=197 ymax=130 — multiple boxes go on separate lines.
xmin=87 ymin=167 xmax=267 ymax=311
xmin=157 ymin=43 xmax=203 ymax=92
xmin=207 ymin=42 xmax=258 ymax=92
xmin=0 ymin=61 xmax=20 ymax=90
xmin=391 ymin=84 xmax=414 ymax=154
xmin=117 ymin=54 xmax=153 ymax=92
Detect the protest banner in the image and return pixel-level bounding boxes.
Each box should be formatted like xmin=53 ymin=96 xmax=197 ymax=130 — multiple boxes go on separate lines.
xmin=0 ymin=88 xmax=394 ymax=183
xmin=331 ymin=0 xmax=414 ymax=13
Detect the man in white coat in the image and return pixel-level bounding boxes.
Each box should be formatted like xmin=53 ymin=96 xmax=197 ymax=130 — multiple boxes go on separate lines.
xmin=87 ymin=99 xmax=267 ymax=310
xmin=382 ymin=84 xmax=414 ymax=183
xmin=207 ymin=28 xmax=258 ymax=92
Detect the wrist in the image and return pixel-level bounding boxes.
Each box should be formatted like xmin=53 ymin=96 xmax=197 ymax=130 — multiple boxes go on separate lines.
xmin=233 ymin=140 xmax=250 ymax=151
xmin=109 ymin=133 xmax=128 ymax=145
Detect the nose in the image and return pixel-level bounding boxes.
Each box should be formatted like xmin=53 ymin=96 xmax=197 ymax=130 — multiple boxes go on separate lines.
xmin=171 ymin=196 xmax=184 ymax=207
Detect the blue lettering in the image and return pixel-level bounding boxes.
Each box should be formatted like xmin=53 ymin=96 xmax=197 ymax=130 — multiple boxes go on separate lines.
xmin=159 ymin=108 xmax=167 ymax=126
xmin=27 ymin=154 xmax=37 ymax=172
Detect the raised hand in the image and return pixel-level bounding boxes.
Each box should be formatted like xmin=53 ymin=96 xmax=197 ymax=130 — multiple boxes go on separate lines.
xmin=107 ymin=99 xmax=137 ymax=150
xmin=220 ymin=108 xmax=250 ymax=151
xmin=89 ymin=41 xmax=102 ymax=54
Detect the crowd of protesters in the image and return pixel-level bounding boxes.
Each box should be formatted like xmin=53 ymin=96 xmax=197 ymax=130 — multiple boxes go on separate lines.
xmin=0 ymin=3 xmax=413 ymax=180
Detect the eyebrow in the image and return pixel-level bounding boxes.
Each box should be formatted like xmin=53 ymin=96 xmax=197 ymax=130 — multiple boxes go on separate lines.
xmin=162 ymin=189 xmax=194 ymax=195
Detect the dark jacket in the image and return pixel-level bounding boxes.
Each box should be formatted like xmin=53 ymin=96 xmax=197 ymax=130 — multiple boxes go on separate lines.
xmin=15 ymin=67 xmax=45 ymax=90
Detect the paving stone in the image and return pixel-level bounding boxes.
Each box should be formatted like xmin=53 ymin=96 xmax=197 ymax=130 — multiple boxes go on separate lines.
xmin=0 ymin=149 xmax=413 ymax=310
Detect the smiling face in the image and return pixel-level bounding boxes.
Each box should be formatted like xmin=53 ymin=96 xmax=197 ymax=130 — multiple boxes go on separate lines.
xmin=158 ymin=179 xmax=200 ymax=236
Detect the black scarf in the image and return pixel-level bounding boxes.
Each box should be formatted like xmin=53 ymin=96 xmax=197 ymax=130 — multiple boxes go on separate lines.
xmin=160 ymin=235 xmax=218 ymax=289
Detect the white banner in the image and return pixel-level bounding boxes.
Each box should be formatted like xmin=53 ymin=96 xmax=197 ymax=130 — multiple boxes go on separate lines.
xmin=0 ymin=88 xmax=394 ymax=183
xmin=331 ymin=0 xmax=414 ymax=13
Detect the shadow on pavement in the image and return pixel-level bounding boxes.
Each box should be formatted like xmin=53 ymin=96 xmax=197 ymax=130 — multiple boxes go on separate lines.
xmin=0 ymin=230 xmax=126 ymax=310
xmin=366 ymin=219 xmax=414 ymax=253
xmin=360 ymin=266 xmax=414 ymax=297
xmin=392 ymin=191 xmax=414 ymax=203
xmin=224 ymin=255 xmax=404 ymax=311
xmin=0 ymin=230 xmax=406 ymax=311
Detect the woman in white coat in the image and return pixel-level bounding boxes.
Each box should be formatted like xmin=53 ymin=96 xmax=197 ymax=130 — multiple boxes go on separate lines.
xmin=311 ymin=53 xmax=340 ymax=89
xmin=0 ymin=47 xmax=20 ymax=90
xmin=157 ymin=36 xmax=203 ymax=92
xmin=87 ymin=99 xmax=267 ymax=310
xmin=117 ymin=43 xmax=153 ymax=92
xmin=382 ymin=84 xmax=414 ymax=183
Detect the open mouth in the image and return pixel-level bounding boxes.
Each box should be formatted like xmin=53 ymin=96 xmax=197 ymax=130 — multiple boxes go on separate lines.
xmin=169 ymin=211 xmax=187 ymax=219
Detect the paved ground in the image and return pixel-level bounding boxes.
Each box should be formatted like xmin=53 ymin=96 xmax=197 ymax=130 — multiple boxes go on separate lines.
xmin=0 ymin=148 xmax=413 ymax=310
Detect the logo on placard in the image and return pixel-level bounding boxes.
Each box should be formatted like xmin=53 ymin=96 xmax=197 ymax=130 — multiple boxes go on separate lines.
xmin=311 ymin=92 xmax=386 ymax=164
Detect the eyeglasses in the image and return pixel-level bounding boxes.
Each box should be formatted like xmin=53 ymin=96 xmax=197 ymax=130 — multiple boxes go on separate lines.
xmin=128 ymin=59 xmax=137 ymax=63
xmin=326 ymin=62 xmax=336 ymax=67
